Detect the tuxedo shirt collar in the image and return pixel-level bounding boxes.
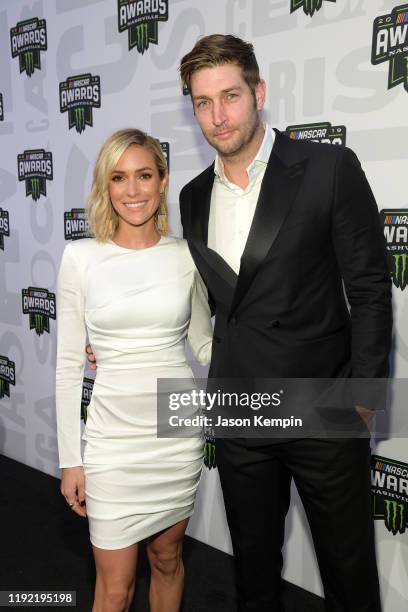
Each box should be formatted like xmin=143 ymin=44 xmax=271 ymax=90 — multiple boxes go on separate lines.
xmin=213 ymin=123 xmax=275 ymax=193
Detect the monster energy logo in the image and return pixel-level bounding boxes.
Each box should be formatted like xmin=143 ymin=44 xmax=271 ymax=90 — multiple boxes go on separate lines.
xmin=393 ymin=254 xmax=408 ymax=290
xmin=290 ymin=0 xmax=335 ymax=17
xmin=24 ymin=51 xmax=34 ymax=76
xmin=34 ymin=314 xmax=45 ymax=335
xmin=31 ymin=178 xmax=40 ymax=201
xmin=384 ymin=500 xmax=406 ymax=535
xmin=74 ymin=107 xmax=85 ymax=133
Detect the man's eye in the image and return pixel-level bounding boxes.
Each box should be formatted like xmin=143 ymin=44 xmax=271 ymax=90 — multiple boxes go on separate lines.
xmin=197 ymin=100 xmax=208 ymax=109
xmin=226 ymin=93 xmax=237 ymax=101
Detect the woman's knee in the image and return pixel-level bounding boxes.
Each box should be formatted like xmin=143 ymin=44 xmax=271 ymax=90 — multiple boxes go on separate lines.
xmin=147 ymin=543 xmax=182 ymax=577
xmin=96 ymin=576 xmax=135 ymax=611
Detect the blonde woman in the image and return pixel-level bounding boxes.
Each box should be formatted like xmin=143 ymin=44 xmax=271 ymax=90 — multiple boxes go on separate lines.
xmin=56 ymin=129 xmax=212 ymax=612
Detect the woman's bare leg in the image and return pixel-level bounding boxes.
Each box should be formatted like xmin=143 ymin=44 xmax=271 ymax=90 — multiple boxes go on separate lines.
xmin=146 ymin=518 xmax=189 ymax=612
xmin=92 ymin=543 xmax=138 ymax=612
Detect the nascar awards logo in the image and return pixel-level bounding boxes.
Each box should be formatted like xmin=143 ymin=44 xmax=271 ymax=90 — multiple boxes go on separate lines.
xmin=117 ymin=0 xmax=169 ymax=54
xmin=372 ymin=4 xmax=408 ymax=93
xmin=380 ymin=209 xmax=408 ymax=290
xmin=81 ymin=377 xmax=94 ymax=423
xmin=22 ymin=287 xmax=56 ymax=336
xmin=10 ymin=18 xmax=47 ymax=77
xmin=0 ymin=356 xmax=15 ymax=400
xmin=290 ymin=0 xmax=335 ymax=17
xmin=372 ymin=455 xmax=408 ymax=535
xmin=284 ymin=122 xmax=346 ymax=145
xmin=64 ymin=209 xmax=92 ymax=241
xmin=59 ymin=74 xmax=101 ymax=133
xmin=17 ymin=149 xmax=53 ymax=201
xmin=0 ymin=93 xmax=4 ymax=121
xmin=159 ymin=141 xmax=169 ymax=171
xmin=0 ymin=209 xmax=9 ymax=251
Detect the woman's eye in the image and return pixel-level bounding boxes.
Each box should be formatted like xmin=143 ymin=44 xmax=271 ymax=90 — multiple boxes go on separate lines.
xmin=111 ymin=175 xmax=123 ymax=182
xmin=140 ymin=173 xmax=152 ymax=180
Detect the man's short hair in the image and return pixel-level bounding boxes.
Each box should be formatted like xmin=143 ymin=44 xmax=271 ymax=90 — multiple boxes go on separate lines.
xmin=179 ymin=34 xmax=260 ymax=94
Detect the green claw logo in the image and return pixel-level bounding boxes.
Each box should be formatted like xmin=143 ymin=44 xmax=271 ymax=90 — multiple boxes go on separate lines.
xmin=136 ymin=23 xmax=149 ymax=53
xmin=74 ymin=107 xmax=86 ymax=133
xmin=384 ymin=500 xmax=406 ymax=535
xmin=10 ymin=18 xmax=47 ymax=77
xmin=290 ymin=0 xmax=335 ymax=17
xmin=31 ymin=177 xmax=40 ymax=201
xmin=118 ymin=0 xmax=169 ymax=54
xmin=34 ymin=314 xmax=45 ymax=336
xmin=393 ymin=254 xmax=408 ymax=290
xmin=24 ymin=51 xmax=34 ymax=76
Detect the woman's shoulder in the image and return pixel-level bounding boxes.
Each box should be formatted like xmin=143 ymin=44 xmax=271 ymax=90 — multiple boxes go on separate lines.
xmin=63 ymin=237 xmax=107 ymax=255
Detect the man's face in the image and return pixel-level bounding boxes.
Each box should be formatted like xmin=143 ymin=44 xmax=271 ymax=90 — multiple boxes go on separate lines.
xmin=190 ymin=63 xmax=265 ymax=158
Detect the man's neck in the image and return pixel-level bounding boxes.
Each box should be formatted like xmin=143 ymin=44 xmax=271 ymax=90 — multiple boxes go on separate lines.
xmin=219 ymin=123 xmax=265 ymax=190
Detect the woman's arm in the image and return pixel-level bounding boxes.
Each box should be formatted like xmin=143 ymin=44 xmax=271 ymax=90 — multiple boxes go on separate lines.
xmin=56 ymin=245 xmax=87 ymax=516
xmin=187 ymin=268 xmax=213 ymax=366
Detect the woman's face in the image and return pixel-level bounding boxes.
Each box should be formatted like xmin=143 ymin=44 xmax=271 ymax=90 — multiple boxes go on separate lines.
xmin=109 ymin=144 xmax=167 ymax=230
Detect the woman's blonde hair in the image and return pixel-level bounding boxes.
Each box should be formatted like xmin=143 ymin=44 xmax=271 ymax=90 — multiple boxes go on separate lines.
xmin=87 ymin=128 xmax=169 ymax=242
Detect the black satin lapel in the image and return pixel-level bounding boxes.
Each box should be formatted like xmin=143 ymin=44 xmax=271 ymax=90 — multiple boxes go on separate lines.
xmin=190 ymin=168 xmax=214 ymax=244
xmin=230 ymin=153 xmax=307 ymax=317
xmin=188 ymin=240 xmax=237 ymax=311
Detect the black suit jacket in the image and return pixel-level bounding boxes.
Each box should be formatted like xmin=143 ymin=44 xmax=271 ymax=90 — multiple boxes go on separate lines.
xmin=180 ymin=129 xmax=392 ymax=387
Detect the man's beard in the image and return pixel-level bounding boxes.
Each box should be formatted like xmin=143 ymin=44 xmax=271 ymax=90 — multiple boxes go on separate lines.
xmin=203 ymin=105 xmax=261 ymax=159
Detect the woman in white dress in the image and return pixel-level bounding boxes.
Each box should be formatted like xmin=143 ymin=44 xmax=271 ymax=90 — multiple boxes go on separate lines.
xmin=56 ymin=128 xmax=212 ymax=612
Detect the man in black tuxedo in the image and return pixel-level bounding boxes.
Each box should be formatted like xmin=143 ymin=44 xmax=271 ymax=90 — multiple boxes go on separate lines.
xmin=179 ymin=34 xmax=392 ymax=611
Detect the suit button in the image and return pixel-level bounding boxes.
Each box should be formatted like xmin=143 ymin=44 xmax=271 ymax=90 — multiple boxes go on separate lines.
xmin=270 ymin=320 xmax=280 ymax=328
xmin=214 ymin=336 xmax=222 ymax=344
xmin=230 ymin=317 xmax=237 ymax=326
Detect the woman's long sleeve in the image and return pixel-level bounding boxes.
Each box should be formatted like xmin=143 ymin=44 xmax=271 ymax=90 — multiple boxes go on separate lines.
xmin=55 ymin=245 xmax=87 ymax=468
xmin=187 ymin=268 xmax=213 ymax=366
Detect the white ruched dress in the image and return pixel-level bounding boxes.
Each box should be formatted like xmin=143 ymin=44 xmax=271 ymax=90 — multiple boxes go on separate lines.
xmin=55 ymin=236 xmax=213 ymax=550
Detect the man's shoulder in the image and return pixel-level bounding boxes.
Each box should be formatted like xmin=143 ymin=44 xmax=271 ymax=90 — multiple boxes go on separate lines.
xmin=180 ymin=163 xmax=215 ymax=198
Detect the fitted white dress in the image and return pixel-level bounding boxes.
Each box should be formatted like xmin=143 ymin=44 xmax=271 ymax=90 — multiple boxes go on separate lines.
xmin=55 ymin=236 xmax=213 ymax=550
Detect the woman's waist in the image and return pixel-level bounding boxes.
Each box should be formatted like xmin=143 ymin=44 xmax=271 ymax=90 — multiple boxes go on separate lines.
xmin=91 ymin=343 xmax=187 ymax=370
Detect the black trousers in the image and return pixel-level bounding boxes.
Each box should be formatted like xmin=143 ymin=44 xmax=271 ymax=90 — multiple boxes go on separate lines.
xmin=216 ymin=437 xmax=381 ymax=612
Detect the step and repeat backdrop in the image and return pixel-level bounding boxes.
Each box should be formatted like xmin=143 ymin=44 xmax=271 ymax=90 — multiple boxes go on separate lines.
xmin=0 ymin=0 xmax=407 ymax=608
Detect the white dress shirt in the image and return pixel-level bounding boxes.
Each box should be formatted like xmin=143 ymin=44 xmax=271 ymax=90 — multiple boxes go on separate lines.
xmin=207 ymin=124 xmax=275 ymax=274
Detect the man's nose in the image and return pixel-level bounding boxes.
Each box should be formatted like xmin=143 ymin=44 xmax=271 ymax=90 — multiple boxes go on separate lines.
xmin=212 ymin=100 xmax=227 ymax=126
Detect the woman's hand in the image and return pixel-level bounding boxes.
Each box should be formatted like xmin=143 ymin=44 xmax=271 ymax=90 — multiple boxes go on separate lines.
xmin=60 ymin=466 xmax=87 ymax=517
